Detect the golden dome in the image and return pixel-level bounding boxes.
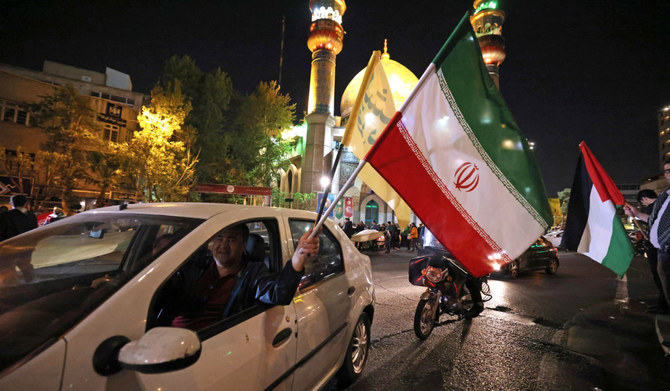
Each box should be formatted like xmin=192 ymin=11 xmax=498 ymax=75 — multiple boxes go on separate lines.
xmin=340 ymin=41 xmax=418 ymax=118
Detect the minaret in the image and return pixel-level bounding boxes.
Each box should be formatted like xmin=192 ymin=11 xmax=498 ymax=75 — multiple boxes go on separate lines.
xmin=302 ymin=0 xmax=346 ymax=193
xmin=470 ymin=0 xmax=506 ymax=89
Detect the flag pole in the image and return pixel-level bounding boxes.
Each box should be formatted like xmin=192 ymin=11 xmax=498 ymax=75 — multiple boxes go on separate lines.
xmin=631 ymin=218 xmax=649 ymax=241
xmin=310 ymin=159 xmax=366 ymax=238
xmin=315 ymin=144 xmax=343 ymax=223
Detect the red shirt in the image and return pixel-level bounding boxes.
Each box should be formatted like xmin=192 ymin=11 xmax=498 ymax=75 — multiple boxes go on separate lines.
xmin=171 ymin=263 xmax=238 ymax=331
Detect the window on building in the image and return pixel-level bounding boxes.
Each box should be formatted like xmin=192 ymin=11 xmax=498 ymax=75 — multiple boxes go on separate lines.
xmin=16 ymin=109 xmax=28 ymax=125
xmin=103 ymin=124 xmax=119 ymax=143
xmin=364 ymin=200 xmax=379 ymax=227
xmin=3 ymin=107 xmax=16 ymax=122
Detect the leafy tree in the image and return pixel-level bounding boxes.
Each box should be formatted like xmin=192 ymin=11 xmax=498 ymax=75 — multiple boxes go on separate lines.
xmin=158 ymin=55 xmax=234 ymax=183
xmin=126 ymin=84 xmax=198 ymax=202
xmin=86 ymin=144 xmax=127 ymax=207
xmin=233 ymin=81 xmax=295 ymax=187
xmin=31 ymin=84 xmax=100 ymax=213
xmin=155 ymin=56 xmax=297 ymax=196
xmin=557 ymin=187 xmax=571 ymax=217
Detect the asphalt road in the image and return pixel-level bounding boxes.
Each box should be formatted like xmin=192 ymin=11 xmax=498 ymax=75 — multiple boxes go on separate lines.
xmin=325 ymin=249 xmax=670 ymax=390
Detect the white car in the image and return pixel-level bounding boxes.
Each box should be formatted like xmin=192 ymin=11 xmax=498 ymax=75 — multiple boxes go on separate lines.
xmin=0 ymin=203 xmax=374 ymax=390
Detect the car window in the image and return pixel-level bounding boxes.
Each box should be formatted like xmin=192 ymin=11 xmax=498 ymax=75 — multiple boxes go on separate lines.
xmin=288 ymin=220 xmax=344 ymax=290
xmin=0 ymin=213 xmax=202 ymax=373
xmin=148 ymin=219 xmax=280 ymax=336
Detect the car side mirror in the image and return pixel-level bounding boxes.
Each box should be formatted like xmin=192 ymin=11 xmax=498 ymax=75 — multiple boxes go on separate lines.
xmin=118 ymin=327 xmax=201 ymax=374
xmin=94 ymin=327 xmax=201 ymax=376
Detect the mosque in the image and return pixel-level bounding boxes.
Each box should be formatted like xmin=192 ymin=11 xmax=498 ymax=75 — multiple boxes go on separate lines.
xmin=277 ymin=0 xmax=506 ymax=227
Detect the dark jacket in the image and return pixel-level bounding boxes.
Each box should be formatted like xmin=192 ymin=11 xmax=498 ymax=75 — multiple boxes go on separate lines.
xmin=226 ymin=257 xmax=304 ymax=316
xmin=168 ymin=253 xmax=304 ymax=327
xmin=343 ymin=220 xmax=354 ymax=238
xmin=0 ymin=209 xmax=38 ymax=241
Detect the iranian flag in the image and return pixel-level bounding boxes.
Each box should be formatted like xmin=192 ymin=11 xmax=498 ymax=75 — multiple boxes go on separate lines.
xmin=364 ymin=13 xmax=553 ymax=277
xmin=560 ymin=142 xmax=633 ymax=277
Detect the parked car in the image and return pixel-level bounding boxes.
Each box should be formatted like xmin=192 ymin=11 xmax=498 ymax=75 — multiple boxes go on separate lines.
xmin=0 ymin=203 xmax=374 ymax=390
xmin=500 ymin=236 xmax=559 ymax=279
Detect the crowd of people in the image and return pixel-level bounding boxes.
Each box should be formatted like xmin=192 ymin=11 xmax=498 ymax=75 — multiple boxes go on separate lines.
xmin=0 ymin=195 xmax=38 ymax=241
xmin=341 ymin=217 xmax=426 ymax=252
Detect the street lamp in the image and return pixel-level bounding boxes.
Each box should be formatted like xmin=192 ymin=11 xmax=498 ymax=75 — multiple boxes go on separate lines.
xmin=320 ymin=176 xmax=330 ymax=190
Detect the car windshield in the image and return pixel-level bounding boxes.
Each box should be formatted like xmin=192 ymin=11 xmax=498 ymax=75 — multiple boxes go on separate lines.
xmin=0 ymin=213 xmax=202 ymax=372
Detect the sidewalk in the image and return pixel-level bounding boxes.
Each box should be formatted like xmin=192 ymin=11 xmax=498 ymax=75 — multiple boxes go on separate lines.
xmin=562 ymin=290 xmax=670 ymax=389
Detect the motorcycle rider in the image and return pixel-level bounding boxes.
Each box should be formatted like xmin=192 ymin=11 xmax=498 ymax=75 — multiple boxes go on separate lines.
xmin=421 ymin=229 xmax=485 ymax=318
xmin=464 ymin=277 xmax=484 ymax=318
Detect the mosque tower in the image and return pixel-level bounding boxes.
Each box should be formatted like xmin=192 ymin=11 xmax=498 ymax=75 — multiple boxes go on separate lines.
xmin=470 ymin=0 xmax=506 ymax=88
xmin=301 ymin=0 xmax=346 ymax=193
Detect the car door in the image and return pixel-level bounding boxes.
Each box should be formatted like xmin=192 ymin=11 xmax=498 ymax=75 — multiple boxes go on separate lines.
xmin=285 ymin=218 xmax=352 ymax=391
xmin=58 ymin=213 xmax=298 ymax=391
xmin=134 ymin=216 xmax=299 ymax=391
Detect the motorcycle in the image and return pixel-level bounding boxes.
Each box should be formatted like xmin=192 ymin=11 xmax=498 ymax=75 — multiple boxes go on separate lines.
xmin=409 ymin=246 xmax=491 ymax=340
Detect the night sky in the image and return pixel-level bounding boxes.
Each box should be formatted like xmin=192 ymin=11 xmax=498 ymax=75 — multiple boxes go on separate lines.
xmin=2 ymin=0 xmax=669 ymax=196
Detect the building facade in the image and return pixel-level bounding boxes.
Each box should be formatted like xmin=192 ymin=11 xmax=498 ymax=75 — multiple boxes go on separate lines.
xmin=0 ymin=61 xmax=145 ymax=208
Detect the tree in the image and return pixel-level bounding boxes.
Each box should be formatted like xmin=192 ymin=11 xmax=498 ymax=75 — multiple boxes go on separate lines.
xmin=154 ymin=56 xmax=297 ymax=194
xmin=557 ymin=188 xmax=571 ymax=221
xmin=158 ymin=55 xmax=234 ymax=183
xmin=233 ymin=81 xmax=296 ymax=187
xmin=31 ymin=84 xmax=100 ymax=213
xmin=86 ymin=144 xmax=127 ymax=207
xmin=126 ymin=84 xmax=198 ymax=202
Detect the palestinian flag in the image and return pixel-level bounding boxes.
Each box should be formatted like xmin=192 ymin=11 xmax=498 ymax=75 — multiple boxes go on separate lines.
xmin=560 ymin=142 xmax=633 ymax=276
xmin=364 ymin=12 xmax=553 ymax=277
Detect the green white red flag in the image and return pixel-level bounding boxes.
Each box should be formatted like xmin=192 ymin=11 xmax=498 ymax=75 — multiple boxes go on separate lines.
xmin=364 ymin=12 xmax=553 ymax=277
xmin=560 ymin=142 xmax=633 ymax=277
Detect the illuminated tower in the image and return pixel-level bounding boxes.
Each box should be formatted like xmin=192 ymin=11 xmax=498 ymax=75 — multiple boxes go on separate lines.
xmin=307 ymin=0 xmax=345 ymax=114
xmin=302 ymin=0 xmax=346 ymax=193
xmin=470 ymin=0 xmax=506 ymax=88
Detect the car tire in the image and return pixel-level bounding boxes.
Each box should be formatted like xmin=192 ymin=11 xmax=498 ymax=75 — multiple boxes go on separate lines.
xmin=508 ymin=260 xmax=519 ymax=279
xmin=545 ymin=258 xmax=558 ymax=275
xmin=337 ymin=313 xmax=371 ymax=387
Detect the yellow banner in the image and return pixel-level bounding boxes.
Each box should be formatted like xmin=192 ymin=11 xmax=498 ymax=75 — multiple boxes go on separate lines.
xmin=341 ymin=51 xmax=412 ymax=229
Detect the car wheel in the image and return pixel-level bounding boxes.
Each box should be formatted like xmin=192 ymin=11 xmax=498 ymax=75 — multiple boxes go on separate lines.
xmin=545 ymin=258 xmax=558 ymax=275
xmin=337 ymin=313 xmax=371 ymax=386
xmin=508 ymin=260 xmax=519 ymax=279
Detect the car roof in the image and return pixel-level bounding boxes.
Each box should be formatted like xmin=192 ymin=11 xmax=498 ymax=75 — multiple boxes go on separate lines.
xmin=81 ymin=203 xmax=319 ymax=221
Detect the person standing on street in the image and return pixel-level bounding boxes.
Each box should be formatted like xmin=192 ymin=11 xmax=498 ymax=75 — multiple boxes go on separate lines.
xmin=0 ymin=195 xmax=38 ymax=241
xmin=343 ymin=217 xmax=354 ymax=238
xmin=633 ymin=189 xmax=668 ymax=313
xmin=624 ymin=158 xmax=670 ymax=310
xmin=409 ymin=223 xmax=419 ymax=251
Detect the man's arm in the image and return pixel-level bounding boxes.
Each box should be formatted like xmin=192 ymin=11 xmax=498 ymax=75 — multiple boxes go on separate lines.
xmin=624 ymin=203 xmax=650 ymax=223
xmin=291 ymin=227 xmax=320 ymax=272
xmin=248 ymin=228 xmax=320 ymax=307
